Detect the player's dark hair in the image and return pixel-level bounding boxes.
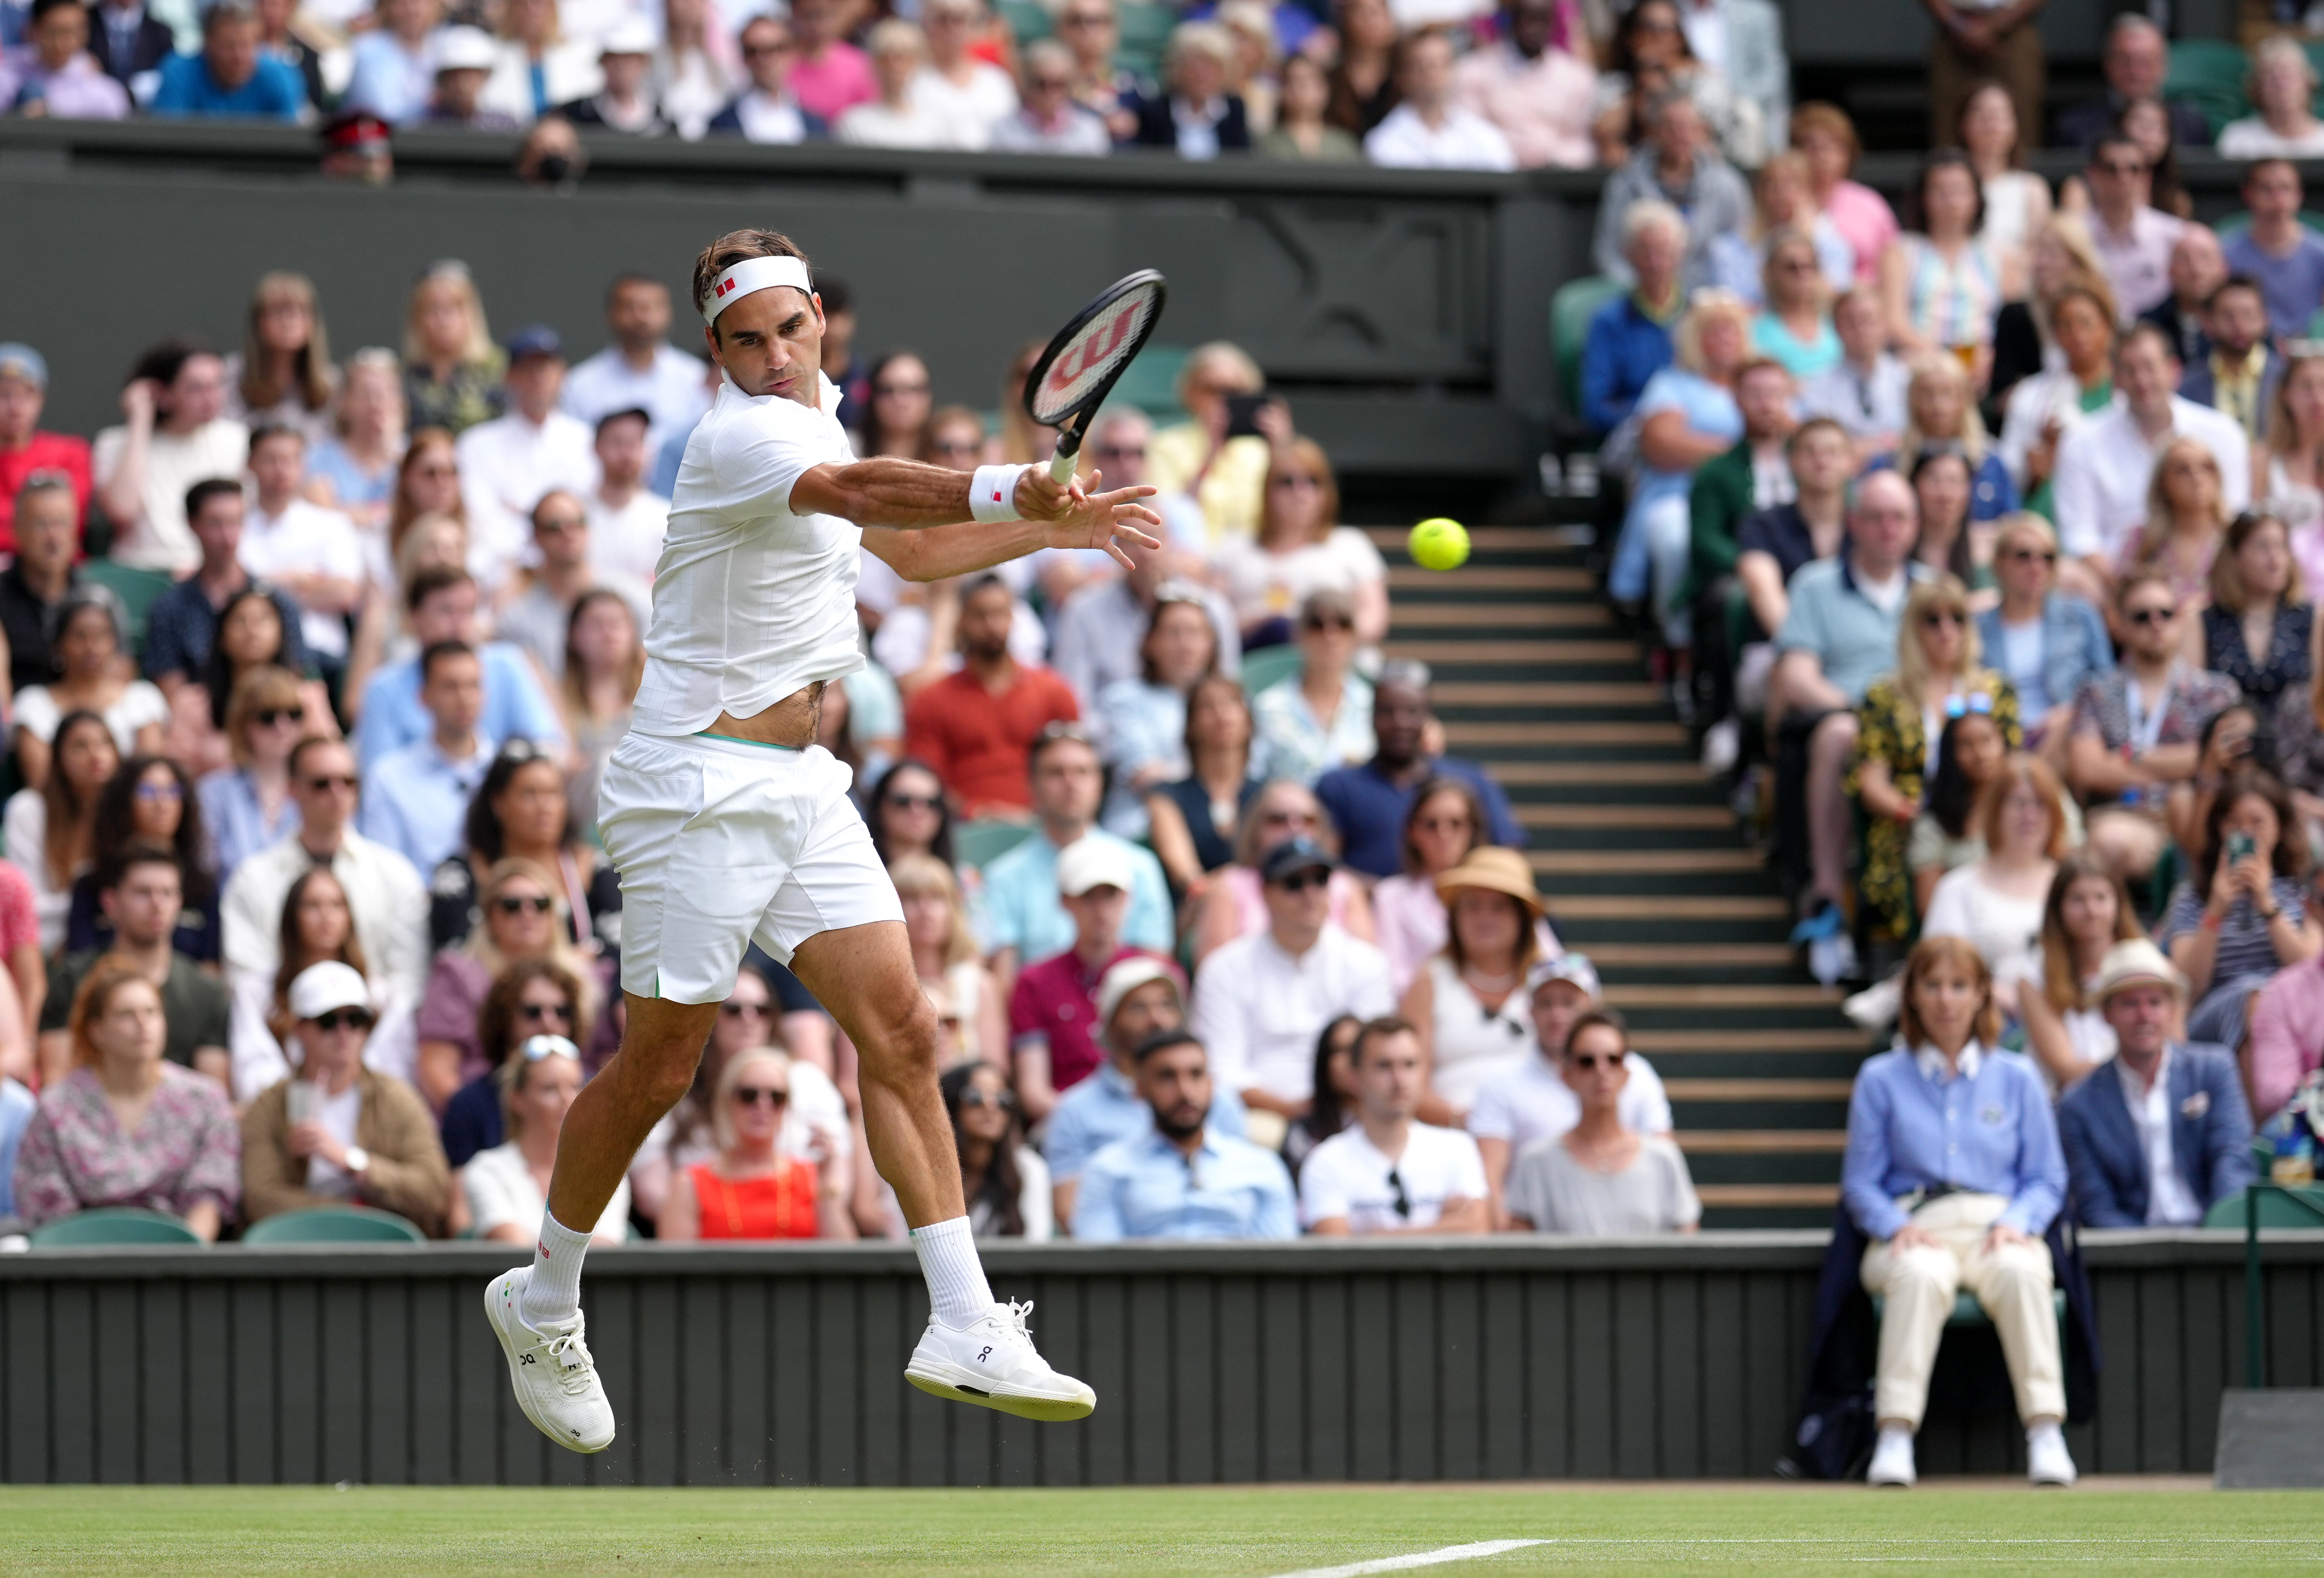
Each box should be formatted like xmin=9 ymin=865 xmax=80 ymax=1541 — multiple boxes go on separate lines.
xmin=691 ymin=229 xmax=812 ymax=333
xmin=1132 ymin=1027 xmax=1203 ymax=1064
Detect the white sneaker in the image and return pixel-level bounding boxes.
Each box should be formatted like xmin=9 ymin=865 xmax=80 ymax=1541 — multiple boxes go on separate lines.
xmin=2027 ymin=1424 xmax=2077 ymax=1487
xmin=905 ymin=1299 xmax=1096 ymax=1422
xmin=1866 ymin=1426 xmax=1916 ymax=1487
xmin=484 ymin=1268 xmax=616 ymax=1453
xmin=1700 ymin=717 xmax=1740 ymax=776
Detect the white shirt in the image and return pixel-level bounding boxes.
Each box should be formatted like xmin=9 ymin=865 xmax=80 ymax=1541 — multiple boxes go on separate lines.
xmin=1799 ymin=354 xmax=1910 ymax=441
xmin=1189 ymin=925 xmax=1396 ymax=1104
xmin=906 ymin=60 xmax=1017 ymax=150
xmin=1419 ymin=956 xmax=1535 ymax=1113
xmin=561 ymin=342 xmax=714 ymax=463
xmin=634 ymin=370 xmax=864 ymax=735
xmin=1920 ymin=863 xmax=2046 ymax=992
xmin=91 ymin=418 xmax=251 ymax=575
xmin=2051 ymin=396 xmax=2251 ymax=560
xmin=1465 ymin=1048 xmax=1674 ymax=1151
xmin=456 ymin=408 xmax=600 ymax=594
xmin=586 ymin=485 xmax=673 ymax=588
xmin=4 ymin=790 xmax=68 ymax=952
xmin=2217 ymin=118 xmax=2324 ymax=159
xmin=220 ymin=828 xmax=431 ymax=1015
xmin=299 ymin=1077 xmax=364 ymax=1198
xmin=1298 ymin=1121 xmax=1487 ymax=1233
xmin=1362 ymin=102 xmax=1517 ymax=171
xmin=239 ymin=497 xmax=367 ymax=658
xmin=835 ymin=100 xmax=951 ymax=148
xmin=733 ymin=88 xmax=810 ymax=145
xmin=227 ymin=966 xmax=418 ymax=1104
xmin=466 ymin=1140 xmax=631 ymax=1243
xmin=1998 ymin=370 xmax=2117 ymax=494
xmin=1213 ymin=526 xmax=1387 ymax=629
xmin=2121 ymin=1048 xmax=2203 ymax=1227
xmin=11 ymin=681 xmax=167 ymax=757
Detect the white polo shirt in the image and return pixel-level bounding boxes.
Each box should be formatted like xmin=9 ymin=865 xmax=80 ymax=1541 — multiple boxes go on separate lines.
xmin=456 ymin=408 xmax=600 ymax=593
xmin=1189 ymin=924 xmax=1396 ymax=1104
xmin=1362 ymin=102 xmax=1517 ymax=171
xmin=1465 ymin=1048 xmax=1674 ymax=1153
xmin=239 ymin=497 xmax=367 ymax=658
xmin=2051 ymin=396 xmax=2251 ymax=561
xmin=1299 ymin=1121 xmax=1487 ymax=1233
xmin=586 ymin=484 xmax=672 ymax=588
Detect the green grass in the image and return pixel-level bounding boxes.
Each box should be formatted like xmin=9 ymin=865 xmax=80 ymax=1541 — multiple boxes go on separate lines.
xmin=1 ymin=1484 xmax=2316 ymax=1575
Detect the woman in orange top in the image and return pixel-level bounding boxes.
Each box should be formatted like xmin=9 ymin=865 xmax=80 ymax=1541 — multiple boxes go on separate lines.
xmin=657 ymin=1048 xmax=854 ymax=1241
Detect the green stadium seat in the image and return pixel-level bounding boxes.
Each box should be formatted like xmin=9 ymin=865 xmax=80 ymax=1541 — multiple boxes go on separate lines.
xmin=1551 ymin=275 xmax=1625 ymax=418
xmin=30 ymin=1206 xmax=203 ymax=1246
xmin=954 ymin=818 xmax=1037 ymax=870
xmin=2165 ymin=39 xmax=2252 ymax=138
xmin=1114 ymin=0 xmax=1173 ymax=87
xmin=79 ymin=559 xmax=175 ymax=658
xmin=993 ymin=0 xmax=1052 ymax=43
xmin=1238 ymin=643 xmax=1302 ymax=699
xmin=2201 ymin=1182 xmax=2324 ymax=1229
xmin=241 ymin=1206 xmax=427 ymax=1244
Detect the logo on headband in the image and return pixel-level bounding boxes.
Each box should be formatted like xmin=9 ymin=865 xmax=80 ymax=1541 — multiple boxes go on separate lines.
xmin=717 ymin=278 xmax=738 ymax=298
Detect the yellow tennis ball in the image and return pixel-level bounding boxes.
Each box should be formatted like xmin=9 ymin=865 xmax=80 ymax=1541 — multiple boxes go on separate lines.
xmin=1408 ymin=517 xmax=1470 ymax=571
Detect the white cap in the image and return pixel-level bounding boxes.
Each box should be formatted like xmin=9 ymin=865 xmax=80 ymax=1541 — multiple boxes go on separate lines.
xmin=600 ymin=17 xmax=657 ymax=56
xmin=1525 ymin=952 xmax=1602 ymax=1000
xmin=1097 ymin=955 xmax=1183 ymax=1030
xmin=432 ymin=26 xmax=498 ymax=73
xmin=1056 ymin=836 xmax=1137 ymax=898
xmin=287 ymin=961 xmax=370 ymax=1021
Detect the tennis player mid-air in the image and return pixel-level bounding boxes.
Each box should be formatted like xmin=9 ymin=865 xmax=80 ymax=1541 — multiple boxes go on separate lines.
xmin=486 ymin=228 xmax=1161 ymax=1450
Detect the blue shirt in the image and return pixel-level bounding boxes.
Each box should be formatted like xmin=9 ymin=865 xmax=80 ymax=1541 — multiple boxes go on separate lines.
xmin=1043 ymin=1059 xmax=1247 ymax=1184
xmin=339 ymin=30 xmax=433 ymax=123
xmin=973 ymin=829 xmax=1173 ymax=962
xmin=1579 ymin=293 xmax=1678 ymax=435
xmin=305 ymin=438 xmax=398 ymax=517
xmin=1069 ymin=1124 xmax=1297 ymax=1242
xmin=0 ymin=1074 xmax=33 ymax=1219
xmin=149 ymin=50 xmax=304 ymax=119
xmin=1840 ymin=1042 xmax=2068 ymax=1241
xmin=198 ymin=766 xmax=302 ymax=884
xmin=2223 ymin=225 xmax=2324 ymax=341
xmin=1627 ymin=369 xmax=1742 ymax=515
xmin=353 ymin=643 xmax=563 ymax=768
xmin=358 ymin=736 xmax=495 ymax=876
xmin=1774 ymin=555 xmax=1932 ymax=706
xmin=1863 ymin=448 xmax=2019 ymax=523
xmin=1312 ymin=756 xmax=1526 ymax=879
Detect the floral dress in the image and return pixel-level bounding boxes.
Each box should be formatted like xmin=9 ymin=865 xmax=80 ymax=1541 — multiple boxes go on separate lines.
xmin=2201 ymin=602 xmax=2319 ymax=791
xmin=10 ymin=1064 xmax=241 ymax=1229
xmin=1849 ymin=672 xmax=2021 ymax=941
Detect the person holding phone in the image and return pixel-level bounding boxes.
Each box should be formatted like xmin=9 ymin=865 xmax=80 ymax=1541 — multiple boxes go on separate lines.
xmin=2157 ymin=770 xmax=2319 ymax=1051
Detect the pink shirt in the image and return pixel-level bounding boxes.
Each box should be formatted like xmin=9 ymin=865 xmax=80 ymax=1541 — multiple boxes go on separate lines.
xmin=788 ymin=42 xmax=876 ymax=126
xmin=1824 ymin=179 xmax=1899 ymax=286
xmin=1449 ymin=40 xmax=1595 ymax=170
xmin=0 ymin=858 xmax=40 ymax=960
xmin=2249 ymin=952 xmax=2324 ymax=1119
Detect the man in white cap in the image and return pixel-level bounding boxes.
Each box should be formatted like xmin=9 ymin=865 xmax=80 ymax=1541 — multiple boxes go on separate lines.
xmin=422 ymin=26 xmax=518 ymax=130
xmin=558 ymin=19 xmax=669 ymax=135
xmin=2057 ymin=939 xmax=2254 ymax=1229
xmin=1007 ymin=835 xmax=1169 ymax=1124
xmin=1044 ymin=954 xmax=1246 ymax=1227
xmin=238 ymin=961 xmax=450 ymax=1233
xmin=1465 ymin=954 xmax=1671 ymax=1228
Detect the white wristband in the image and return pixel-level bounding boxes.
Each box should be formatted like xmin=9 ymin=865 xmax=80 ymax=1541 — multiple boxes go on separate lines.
xmin=969 ymin=464 xmax=1029 ymax=523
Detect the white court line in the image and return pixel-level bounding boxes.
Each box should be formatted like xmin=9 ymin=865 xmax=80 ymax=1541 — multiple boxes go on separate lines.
xmin=1267 ymin=1539 xmax=1550 ymax=1578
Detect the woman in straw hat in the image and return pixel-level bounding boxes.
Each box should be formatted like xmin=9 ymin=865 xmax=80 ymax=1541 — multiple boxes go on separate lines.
xmin=1399 ymin=845 xmax=1551 ymax=1125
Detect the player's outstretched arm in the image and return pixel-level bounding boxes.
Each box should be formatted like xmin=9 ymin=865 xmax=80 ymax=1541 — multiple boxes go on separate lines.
xmin=857 ymin=467 xmax=1162 ymax=582
xmin=791 ymin=456 xmax=1154 ymax=532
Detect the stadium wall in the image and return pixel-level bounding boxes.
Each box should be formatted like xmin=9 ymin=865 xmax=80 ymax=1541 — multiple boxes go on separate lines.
xmin=1 ymin=1234 xmax=2319 ymax=1486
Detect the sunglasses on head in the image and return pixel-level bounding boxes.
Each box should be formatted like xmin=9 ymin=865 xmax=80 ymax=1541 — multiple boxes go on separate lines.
xmin=1273 ymin=870 xmax=1330 ymax=894
xmin=2127 ymin=603 xmax=2176 ymax=626
xmin=1944 ymin=692 xmax=1995 ymax=719
xmin=309 ymin=1007 xmax=374 ymax=1033
xmin=732 ymin=1084 xmax=789 ymax=1107
xmin=519 ymin=1000 xmax=574 ymax=1023
xmin=497 ymin=894 xmax=554 ymax=915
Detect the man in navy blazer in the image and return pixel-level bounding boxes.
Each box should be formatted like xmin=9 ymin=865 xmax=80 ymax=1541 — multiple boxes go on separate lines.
xmin=2058 ymin=940 xmax=2254 ymax=1229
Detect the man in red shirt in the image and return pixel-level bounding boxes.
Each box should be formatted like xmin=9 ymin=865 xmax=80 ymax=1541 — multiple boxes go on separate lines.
xmin=903 ymin=573 xmax=1078 ymax=817
xmin=1006 ymin=836 xmax=1169 ymax=1122
xmin=0 ymin=345 xmax=92 ymax=552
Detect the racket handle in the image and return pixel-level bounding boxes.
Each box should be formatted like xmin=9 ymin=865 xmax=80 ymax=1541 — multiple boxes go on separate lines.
xmin=1048 ymin=445 xmax=1079 ymax=484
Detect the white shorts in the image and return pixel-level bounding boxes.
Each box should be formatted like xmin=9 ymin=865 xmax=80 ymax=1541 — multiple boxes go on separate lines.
xmin=597 ymin=731 xmax=902 ymax=1002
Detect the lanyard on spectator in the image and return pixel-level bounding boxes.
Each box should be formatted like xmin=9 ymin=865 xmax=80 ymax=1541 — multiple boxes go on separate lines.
xmin=2125 ymin=664 xmax=2177 ymax=758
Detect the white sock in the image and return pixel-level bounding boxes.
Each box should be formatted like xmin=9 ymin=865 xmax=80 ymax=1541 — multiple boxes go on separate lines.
xmin=520 ymin=1210 xmax=593 ymax=1329
xmin=911 ymin=1216 xmax=994 ymax=1327
xmin=1878 ymin=1424 xmax=1914 ymax=1452
xmin=2027 ymin=1420 xmax=2064 ymax=1449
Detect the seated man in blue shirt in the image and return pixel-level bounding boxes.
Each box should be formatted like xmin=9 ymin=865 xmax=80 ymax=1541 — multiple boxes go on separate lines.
xmin=1579 ymin=199 xmax=1685 ymax=438
xmin=359 ymin=642 xmax=496 ymax=878
xmin=353 ymin=566 xmax=564 ymax=768
xmin=2058 ymin=940 xmax=2254 ymax=1229
xmin=150 ymin=0 xmax=305 ymax=119
xmin=143 ymin=479 xmax=310 ymax=701
xmin=1070 ymin=1028 xmax=1293 ymax=1243
xmin=1842 ymin=936 xmax=2074 ymax=1490
xmin=1313 ymin=661 xmax=1524 ymax=880
xmin=1045 ymin=956 xmax=1246 ymax=1229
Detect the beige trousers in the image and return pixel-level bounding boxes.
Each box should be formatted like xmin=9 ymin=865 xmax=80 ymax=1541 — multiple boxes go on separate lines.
xmin=1859 ymin=1191 xmax=2065 ymax=1429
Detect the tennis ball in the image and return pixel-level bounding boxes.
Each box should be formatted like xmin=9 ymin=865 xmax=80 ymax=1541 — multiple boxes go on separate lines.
xmin=1408 ymin=517 xmax=1471 ymax=571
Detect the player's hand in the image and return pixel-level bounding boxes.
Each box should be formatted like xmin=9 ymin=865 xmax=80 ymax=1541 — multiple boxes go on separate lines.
xmin=1039 ymin=467 xmax=1162 ymax=570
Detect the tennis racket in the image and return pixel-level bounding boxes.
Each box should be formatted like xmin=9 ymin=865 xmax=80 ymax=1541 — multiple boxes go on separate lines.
xmin=1023 ymin=269 xmax=1169 ymax=484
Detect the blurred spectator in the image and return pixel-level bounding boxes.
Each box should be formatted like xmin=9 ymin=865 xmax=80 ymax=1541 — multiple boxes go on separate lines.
xmin=558 ymin=587 xmax=642 ymax=834
xmin=941 ymin=1059 xmax=1050 ymax=1239
xmin=782 ymin=0 xmax=870 ymax=124
xmin=1399 ymin=845 xmax=1545 ymax=1120
xmin=1960 ymin=84 xmax=2049 ymax=265
xmin=2264 ymin=358 xmax=2324 ymax=579
xmin=415 ymin=856 xmax=604 ymax=1107
xmin=2251 ymin=867 xmax=2324 ymax=1117
xmin=1682 ymin=356 xmax=1796 ymax=662
xmin=2081 ymin=131 xmax=2183 ymax=324
xmin=0 ymin=346 xmax=90 ymax=550
xmin=84 ymin=0 xmax=174 ymax=104
xmin=354 ymin=567 xmax=565 ymax=767
xmin=1007 ymin=836 xmax=1168 ymax=1119
xmin=65 ymin=756 xmax=217 ymax=962
xmin=1133 ymin=22 xmax=1247 ymax=158
xmin=1588 ymin=0 xmax=1743 ymax=167
xmin=585 ymin=410 xmax=670 ymax=588
xmin=910 ymin=0 xmax=1015 ymax=149
xmin=1678 ymin=0 xmax=1786 ymax=162
xmin=1579 ymin=201 xmax=1683 ymax=438
xmin=560 ymin=20 xmax=668 ymax=135
xmin=150 ymin=0 xmax=305 ymax=119
xmin=0 ymin=1072 xmax=31 ymax=1217
xmin=1907 ymin=447 xmax=1979 ymax=593
xmin=1251 ymin=587 xmax=1374 ymax=785
xmin=1724 ymin=420 xmax=1851 ymax=708
xmin=1216 ymin=439 xmax=1386 ymax=650
xmin=456 ymin=325 xmax=595 ymax=594
xmin=1450 ymin=0 xmax=1591 ymax=169
xmin=1882 ymin=150 xmax=2018 ymax=371
xmin=1144 ymin=672 xmax=1262 ymax=899
xmin=91 ymin=340 xmax=247 ymax=576
xmin=1325 ymin=0 xmax=1398 ymax=137
xmin=837 ymin=19 xmax=947 ymax=148
xmin=1095 ymin=593 xmax=1216 ymax=838
xmin=1977 ymin=515 xmax=2111 ymax=759
xmin=421 ymin=26 xmax=518 ymax=130
xmin=1191 ymin=776 xmax=1375 ymax=961
xmin=1191 ymin=837 xmax=1394 ymax=1120
xmin=1608 ymin=290 xmax=1747 ymax=641
xmin=1260 ymin=52 xmax=1358 ymax=161
xmin=0 ymin=473 xmax=83 ymax=700
xmin=499 ymin=492 xmax=594 ymax=679
xmin=1994 ymin=281 xmax=2116 ymax=508
xmin=401 ymin=262 xmax=506 ymax=436
xmin=1057 ymin=0 xmax=1139 ymax=141
xmin=1051 ymin=416 xmax=1232 ymax=684
xmin=900 ymin=577 xmax=1078 ymax=816
xmin=307 ymin=349 xmax=408 ymax=536
xmin=359 ymin=642 xmax=493 ymax=876
xmin=1280 ymin=1011 xmax=1360 ymax=1179
xmin=1743 ymin=228 xmax=1839 ymax=378
xmin=2167 ymin=704 xmax=2266 ymax=879
xmin=464 ymin=1032 xmax=629 ymax=1244
xmin=1212 ymin=1 xmax=1281 ymax=133
xmin=5 ymin=711 xmax=116 ymax=954
xmin=221 ymin=272 xmax=336 ymax=442
xmin=0 ymin=0 xmax=131 ymax=118
xmin=993 ymin=39 xmax=1109 ymax=154
xmin=1874 ymin=355 xmax=2014 ymax=528
xmin=1369 ymin=777 xmax=1536 ymax=993
xmin=12 ymin=957 xmax=240 ymax=1240
xmin=13 ymin=591 xmax=165 ymax=790
xmin=865 ymin=759 xmax=953 ymax=868
xmin=854 ymin=350 xmax=934 ymax=466
xmin=2197 ymin=510 xmax=2316 ymax=773
xmin=2017 ymin=853 xmax=2138 ymax=1088
xmin=1799 ymin=290 xmax=1908 ymax=452
xmin=435 ymin=955 xmax=590 ymax=1165
xmin=39 ymin=843 xmax=228 ymax=1089
xmin=890 ymin=853 xmax=1003 ymax=1068
xmin=241 ymin=427 xmax=363 ymax=675
xmin=2222 ymin=160 xmax=2324 ymax=345
xmin=239 ymin=960 xmax=448 ymax=1231
xmin=140 ymin=480 xmax=303 ymax=696
xmin=2052 ymin=326 xmax=2249 ymax=571
xmin=2159 ymin=771 xmax=2317 ymax=1050
xmin=222 ymin=735 xmax=431 ymax=1015
xmin=1069 ymin=1028 xmax=1297 ymax=1241
xmin=1592 ymin=92 xmax=1747 ymax=293
xmin=2057 ymin=940 xmax=2252 ymax=1229
xmin=1919 ymin=753 xmax=2068 ymax=1007
xmin=252 ymin=0 xmax=322 ymax=110
xmin=228 ymin=864 xmax=417 ymax=1101
xmin=1316 ymin=666 xmax=1522 ymax=882
xmin=1300 ymin=1016 xmax=1485 ymax=1234
xmin=660 ymin=1047 xmax=851 ymax=1239
xmin=651 ymin=0 xmax=741 ymax=141
xmin=709 ymin=14 xmax=820 ymax=143
xmin=2053 ymin=15 xmax=2209 ymax=152
xmin=479 ymin=0 xmax=599 ymax=126
xmin=562 ymin=276 xmax=712 ymax=462
xmin=430 ymin=741 xmax=618 ymax=954
xmin=1710 ymin=155 xmax=1853 ymax=309
xmin=2219 ymin=38 xmax=2324 ymax=160
xmin=1148 ymin=341 xmax=1278 ymax=543
xmin=2181 ymin=279 xmax=2279 ymax=450
xmin=340 ymin=0 xmax=441 ymax=124
xmin=1364 ymin=28 xmax=1512 ymax=169
xmin=1790 ymin=103 xmax=1894 ymax=289
xmin=2141 ymin=224 xmax=2225 ymax=371
xmin=974 ymin=726 xmax=1173 ymax=977
xmin=171 ymin=584 xmax=333 ymax=780
xmin=1503 ymin=1008 xmax=1697 ymax=1235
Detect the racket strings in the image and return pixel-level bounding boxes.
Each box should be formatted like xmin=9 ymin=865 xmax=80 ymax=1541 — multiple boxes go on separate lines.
xmin=1030 ymin=290 xmax=1160 ymax=423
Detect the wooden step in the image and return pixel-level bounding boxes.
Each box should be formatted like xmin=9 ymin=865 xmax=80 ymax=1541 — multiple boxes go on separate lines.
xmin=1385 ymin=640 xmax=1638 ymax=665
xmin=1516 ymin=804 xmax=1736 ymax=829
xmin=1603 ymin=984 xmax=1837 ymax=1008
xmin=1364 ymin=525 xmax=1565 ymax=553
xmin=1675 ymin=1131 xmax=1850 ymax=1154
xmin=1489 ymin=761 xmax=1709 ymax=787
xmin=1446 ymin=721 xmax=1687 ymax=746
xmin=1665 ymin=1078 xmax=1856 ymax=1101
xmin=1433 ymin=680 xmax=1663 ymax=706
xmin=1532 ymin=849 xmax=1765 ymax=875
xmin=1632 ymin=1028 xmax=1872 ymax=1053
xmin=1388 ymin=566 xmax=1591 ymax=592
xmin=1393 ymin=603 xmax=1609 ymax=629
xmin=1581 ymin=942 xmax=1795 ymax=967
xmin=1553 ymin=894 xmax=1789 ymax=919
xmin=1697 ymin=1183 xmax=1842 ymax=1208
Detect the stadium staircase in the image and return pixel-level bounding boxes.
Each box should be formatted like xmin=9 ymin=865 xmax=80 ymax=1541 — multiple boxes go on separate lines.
xmin=1368 ymin=522 xmax=1872 ymax=1229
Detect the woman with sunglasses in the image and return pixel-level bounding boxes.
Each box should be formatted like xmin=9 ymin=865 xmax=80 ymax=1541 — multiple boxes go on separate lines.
xmin=1249 ymin=587 xmax=1375 ymax=789
xmin=1976 ymin=515 xmax=2111 ymax=771
xmin=64 ymin=754 xmax=219 ymax=964
xmin=1373 ymin=777 xmax=1557 ymax=996
xmin=12 ymin=589 xmax=165 ymax=792
xmin=415 ymin=857 xmax=609 ymax=1111
xmin=240 ymin=960 xmax=450 ymax=1234
xmin=660 ymin=1046 xmax=854 ymax=1241
xmin=2187 ymin=511 xmax=2323 ymax=785
xmin=1214 ymin=440 xmax=1387 ymax=653
xmin=1190 ymin=777 xmax=1375 ymax=964
xmin=865 ymin=759 xmax=955 ymax=869
xmin=1146 ymin=674 xmax=1262 ymax=902
xmin=1502 ymin=1010 xmax=1698 ymax=1236
xmin=198 ymin=666 xmax=311 ymax=884
xmin=234 ymin=864 xmax=415 ymax=1101
xmin=429 ymin=742 xmax=619 ymax=955
xmin=939 ymin=1059 xmax=1050 ymax=1240
xmin=437 ymin=957 xmax=599 ymax=1177
xmin=1401 ymin=846 xmax=1549 ymax=1126
xmin=1851 ymin=577 xmax=2021 ymax=943
xmin=168 ymin=586 xmax=336 ymax=779
xmin=466 ymin=1033 xmax=631 ymax=1248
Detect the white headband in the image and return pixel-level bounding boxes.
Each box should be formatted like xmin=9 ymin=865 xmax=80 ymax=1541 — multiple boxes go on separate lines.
xmin=702 ymin=255 xmax=814 ymax=325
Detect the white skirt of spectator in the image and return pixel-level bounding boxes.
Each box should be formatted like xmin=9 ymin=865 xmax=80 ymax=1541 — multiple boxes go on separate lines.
xmin=596 ymin=731 xmax=903 ymax=1000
